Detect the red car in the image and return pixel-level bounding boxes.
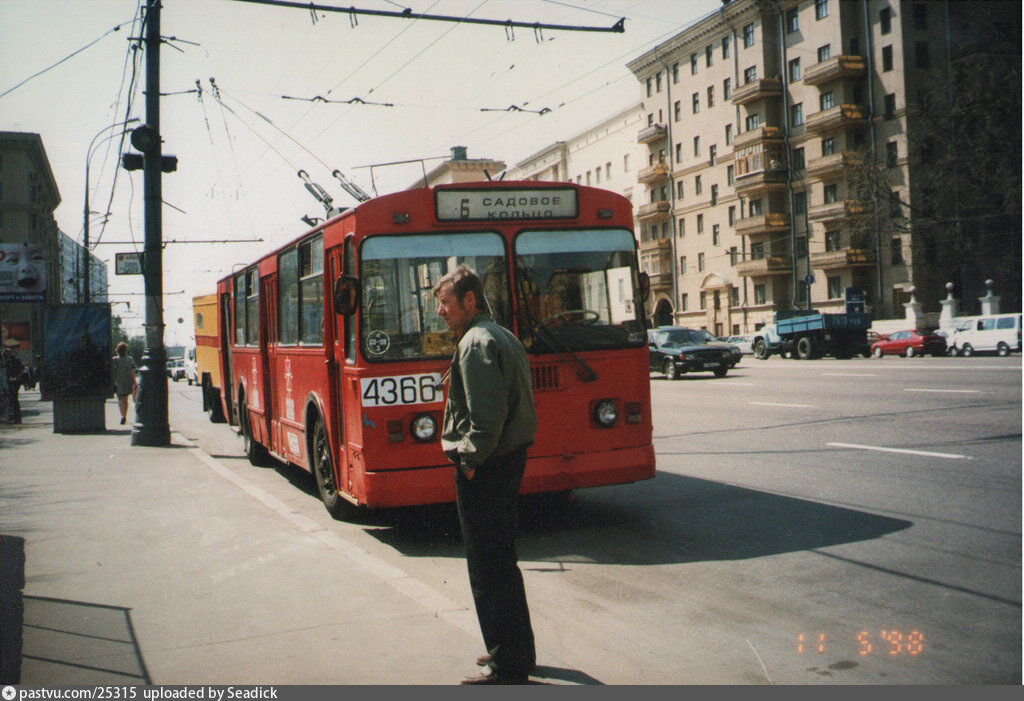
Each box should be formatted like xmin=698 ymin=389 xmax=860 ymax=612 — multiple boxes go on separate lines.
xmin=870 ymin=330 xmax=948 ymax=357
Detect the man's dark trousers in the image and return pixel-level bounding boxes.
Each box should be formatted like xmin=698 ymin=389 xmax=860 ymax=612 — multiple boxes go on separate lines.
xmin=455 ymin=446 xmax=535 ymax=679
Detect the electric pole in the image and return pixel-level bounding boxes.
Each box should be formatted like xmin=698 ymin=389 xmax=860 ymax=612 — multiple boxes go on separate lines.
xmin=131 ymin=0 xmax=170 ymax=446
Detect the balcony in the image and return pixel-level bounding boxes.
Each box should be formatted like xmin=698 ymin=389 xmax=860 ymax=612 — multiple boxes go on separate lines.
xmin=805 ymin=104 xmax=867 ymax=133
xmin=802 ymin=55 xmax=867 ymax=86
xmin=733 ymin=168 xmax=788 ymax=194
xmin=730 ymin=77 xmax=783 ymax=106
xmin=637 ymin=200 xmax=670 ymax=221
xmin=810 ymin=248 xmax=875 ymax=269
xmin=732 ymin=125 xmax=784 ymax=150
xmin=639 ymin=237 xmax=673 ymax=255
xmin=736 ymin=254 xmax=792 ymax=277
xmin=637 ymin=123 xmax=667 ymax=144
xmin=735 ymin=212 xmax=790 ymax=237
xmin=637 ymin=162 xmax=670 ymax=184
xmin=647 ymin=272 xmax=673 ymax=291
xmin=806 ymin=150 xmax=860 ymax=179
xmin=808 ymin=199 xmax=866 ymax=222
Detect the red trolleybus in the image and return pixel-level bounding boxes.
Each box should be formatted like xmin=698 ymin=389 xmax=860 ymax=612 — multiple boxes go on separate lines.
xmin=212 ymin=182 xmax=654 ymax=518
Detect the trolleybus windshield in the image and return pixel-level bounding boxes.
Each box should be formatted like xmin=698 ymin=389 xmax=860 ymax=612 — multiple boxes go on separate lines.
xmin=514 ymin=228 xmax=646 ymax=353
xmin=359 ymin=232 xmax=509 ymax=361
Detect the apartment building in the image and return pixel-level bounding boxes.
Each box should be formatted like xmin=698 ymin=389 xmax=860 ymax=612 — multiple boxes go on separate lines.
xmin=627 ymin=0 xmax=1020 ymax=334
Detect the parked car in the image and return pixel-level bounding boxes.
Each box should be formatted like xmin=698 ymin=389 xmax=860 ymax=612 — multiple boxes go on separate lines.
xmin=726 ymin=334 xmax=755 ymax=355
xmin=870 ymin=330 xmax=948 ymax=357
xmin=648 ymin=326 xmax=734 ymax=379
xmin=951 ymin=313 xmax=1022 ymax=356
xmin=166 ymin=357 xmax=186 ymax=381
xmin=185 ymin=346 xmax=198 ymax=385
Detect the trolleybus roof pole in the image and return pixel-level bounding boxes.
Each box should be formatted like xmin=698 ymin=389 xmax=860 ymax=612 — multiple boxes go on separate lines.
xmin=131 ymin=0 xmax=170 ymax=446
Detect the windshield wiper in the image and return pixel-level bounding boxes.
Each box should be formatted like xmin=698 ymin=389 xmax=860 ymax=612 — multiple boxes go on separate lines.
xmin=514 ymin=266 xmax=597 ymax=382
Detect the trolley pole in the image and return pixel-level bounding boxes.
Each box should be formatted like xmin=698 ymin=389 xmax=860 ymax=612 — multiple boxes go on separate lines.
xmin=131 ymin=0 xmax=170 ymax=446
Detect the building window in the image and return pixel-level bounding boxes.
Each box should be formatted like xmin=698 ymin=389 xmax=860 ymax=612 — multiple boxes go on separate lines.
xmin=586 ymin=171 xmax=591 ymax=185
xmin=743 ymin=65 xmax=757 ymax=84
xmin=789 ymin=57 xmax=801 ymax=82
xmin=712 ymin=223 xmax=720 ymax=244
xmin=729 ymin=247 xmax=738 ymax=266
xmin=692 ymin=93 xmax=700 ymax=113
xmin=697 ymin=213 xmax=704 ymax=233
xmin=707 ymin=85 xmax=715 ymax=108
xmin=711 ymin=184 xmax=718 ymax=205
xmin=646 ymin=77 xmax=652 ymax=97
xmin=728 ymin=205 xmax=736 ymax=225
xmin=725 ymin=123 xmax=733 ymax=144
xmin=595 ymin=168 xmax=601 ymax=184
xmin=680 ymin=293 xmax=688 ymax=311
xmin=882 ymin=45 xmax=893 ymax=71
xmin=675 ymin=142 xmax=682 ymax=163
xmin=676 ymin=179 xmax=684 ymax=198
xmin=915 ymin=41 xmax=930 ymax=69
xmin=749 ymin=199 xmax=763 ymax=216
xmin=678 ymin=217 xmax=685 ymax=236
xmin=751 ymin=242 xmax=764 ymax=259
xmin=820 ymin=91 xmax=835 ymax=110
xmin=623 ymin=154 xmax=630 ymax=172
xmin=695 ymin=174 xmax=702 ymax=194
xmin=880 ymin=7 xmax=892 ymax=34
xmin=791 ymin=103 xmax=804 ymax=126
xmin=792 ymin=146 xmax=805 ymax=170
xmin=723 ymin=77 xmax=731 ymax=100
xmin=745 ymin=113 xmax=760 ymax=131
xmin=822 ymin=137 xmax=836 ymax=156
xmin=794 ymin=190 xmax=807 ymax=215
xmin=727 ymin=164 xmax=735 ymax=185
xmin=698 ymin=252 xmax=705 ymax=272
xmin=891 ymin=237 xmax=903 ymax=265
xmin=913 ymin=3 xmax=928 ymax=29
xmin=817 ymin=44 xmax=831 ymax=62
xmin=754 ymin=284 xmax=766 ymax=305
xmin=823 ymin=184 xmax=838 ymax=204
xmin=694 ymin=137 xmax=701 ymax=157
xmin=786 ymin=7 xmax=799 ymax=32
xmin=827 ymin=275 xmax=842 ymax=299
xmin=709 ymin=144 xmax=717 ymax=165
xmin=743 ymin=23 xmax=755 ymax=48
xmin=674 ymin=100 xmax=681 ymax=121
xmin=680 ymin=255 xmax=687 ymax=273
xmin=691 ymin=53 xmax=699 ymax=74
xmin=647 ymin=112 xmax=654 ymax=126
xmin=606 ymin=162 xmax=612 ymax=179
xmin=706 ymin=44 xmax=714 ymax=67
xmin=884 ymin=93 xmax=897 ymax=119
xmin=886 ymin=141 xmax=898 ymax=167
xmin=722 ymin=35 xmax=730 ymax=58
xmin=825 ymin=230 xmax=841 ymax=251
xmin=815 ymin=0 xmax=828 ymax=20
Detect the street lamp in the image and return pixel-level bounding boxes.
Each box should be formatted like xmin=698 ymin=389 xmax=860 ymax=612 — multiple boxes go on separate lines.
xmin=83 ymin=117 xmax=139 ymax=302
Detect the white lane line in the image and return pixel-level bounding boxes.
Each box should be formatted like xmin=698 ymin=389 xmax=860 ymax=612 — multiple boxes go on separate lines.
xmin=904 ymin=388 xmax=980 ymax=394
xmin=749 ymin=401 xmax=816 ymax=408
xmin=821 ymin=373 xmax=877 ymax=377
xmin=828 ymin=441 xmax=971 ymax=460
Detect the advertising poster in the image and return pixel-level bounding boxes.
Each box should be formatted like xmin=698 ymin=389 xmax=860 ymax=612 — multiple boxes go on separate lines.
xmin=1 ymin=321 xmax=31 ymax=351
xmin=39 ymin=304 xmax=112 ymax=400
xmin=0 ymin=242 xmax=47 ymax=302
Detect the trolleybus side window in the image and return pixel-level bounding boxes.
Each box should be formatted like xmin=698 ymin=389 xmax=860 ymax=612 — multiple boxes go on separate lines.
xmin=344 ymin=238 xmax=356 ymax=363
xmin=514 ymin=228 xmax=646 ymax=353
xmin=359 ymin=232 xmax=508 ymax=361
xmin=277 ymin=234 xmax=324 ymax=346
xmin=234 ymin=267 xmax=259 ymax=346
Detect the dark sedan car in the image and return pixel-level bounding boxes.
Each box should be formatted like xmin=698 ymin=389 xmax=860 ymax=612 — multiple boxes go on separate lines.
xmin=870 ymin=330 xmax=947 ymax=357
xmin=648 ymin=326 xmax=734 ymax=379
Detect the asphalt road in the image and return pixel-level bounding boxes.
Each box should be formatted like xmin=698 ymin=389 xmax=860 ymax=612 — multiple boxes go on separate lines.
xmin=168 ymin=353 xmax=1022 ymax=684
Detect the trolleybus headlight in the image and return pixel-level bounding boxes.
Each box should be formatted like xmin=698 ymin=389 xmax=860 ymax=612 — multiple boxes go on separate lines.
xmin=411 ymin=413 xmax=438 ymax=442
xmin=593 ymin=400 xmax=619 ymax=428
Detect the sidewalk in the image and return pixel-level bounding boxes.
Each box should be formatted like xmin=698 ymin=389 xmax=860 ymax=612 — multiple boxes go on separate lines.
xmin=0 ymin=390 xmax=494 ymax=686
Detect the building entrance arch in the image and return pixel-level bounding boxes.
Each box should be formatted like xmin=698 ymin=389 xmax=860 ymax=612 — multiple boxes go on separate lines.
xmin=652 ymin=297 xmax=673 ymax=327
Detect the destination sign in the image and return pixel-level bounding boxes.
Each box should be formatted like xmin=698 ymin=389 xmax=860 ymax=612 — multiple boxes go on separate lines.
xmin=435 ymin=188 xmax=578 ymax=221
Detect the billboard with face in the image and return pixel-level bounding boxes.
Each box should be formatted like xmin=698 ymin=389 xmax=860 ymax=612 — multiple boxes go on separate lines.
xmin=0 ymin=242 xmax=47 ymax=301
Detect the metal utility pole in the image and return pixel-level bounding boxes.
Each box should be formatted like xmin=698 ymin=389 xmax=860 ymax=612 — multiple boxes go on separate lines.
xmin=131 ymin=0 xmax=170 ymax=446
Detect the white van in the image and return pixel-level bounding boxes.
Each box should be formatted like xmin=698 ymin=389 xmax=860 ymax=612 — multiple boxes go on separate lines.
xmin=951 ymin=314 xmax=1021 ymax=356
xmin=185 ymin=346 xmax=198 ymax=385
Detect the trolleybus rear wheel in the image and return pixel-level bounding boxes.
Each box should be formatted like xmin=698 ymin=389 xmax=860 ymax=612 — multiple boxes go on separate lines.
xmin=240 ymin=396 xmax=270 ymax=466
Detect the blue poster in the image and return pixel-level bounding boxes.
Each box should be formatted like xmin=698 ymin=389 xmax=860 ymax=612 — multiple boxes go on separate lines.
xmin=39 ymin=304 xmax=112 ymax=400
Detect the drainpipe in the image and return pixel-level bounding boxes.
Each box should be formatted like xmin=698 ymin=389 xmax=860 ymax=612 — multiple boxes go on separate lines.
xmin=721 ymin=3 xmax=747 ymax=328
xmin=654 ymin=45 xmax=679 ymax=323
xmin=863 ymin=0 xmax=882 ymax=313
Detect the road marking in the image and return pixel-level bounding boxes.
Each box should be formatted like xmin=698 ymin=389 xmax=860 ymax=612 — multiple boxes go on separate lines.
xmin=827 ymin=441 xmax=970 ymax=460
xmin=749 ymin=401 xmax=815 ymax=408
xmin=904 ymin=388 xmax=980 ymax=394
xmin=821 ymin=373 xmax=877 ymax=377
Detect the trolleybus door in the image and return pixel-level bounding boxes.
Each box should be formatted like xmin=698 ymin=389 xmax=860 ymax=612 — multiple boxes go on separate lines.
xmin=256 ymin=275 xmax=275 ymax=448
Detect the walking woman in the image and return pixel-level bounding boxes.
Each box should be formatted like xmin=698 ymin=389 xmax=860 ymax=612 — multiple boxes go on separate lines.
xmin=112 ymin=342 xmax=137 ymax=425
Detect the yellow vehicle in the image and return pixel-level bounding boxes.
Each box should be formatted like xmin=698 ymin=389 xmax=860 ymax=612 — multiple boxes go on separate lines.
xmin=193 ymin=293 xmax=227 ymax=422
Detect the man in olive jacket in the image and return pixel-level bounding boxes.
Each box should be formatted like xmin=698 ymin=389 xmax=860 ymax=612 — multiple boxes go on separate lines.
xmin=434 ymin=265 xmax=538 ymax=685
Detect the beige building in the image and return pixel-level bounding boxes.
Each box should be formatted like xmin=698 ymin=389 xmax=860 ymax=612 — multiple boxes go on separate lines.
xmin=408 ymin=146 xmax=506 ymax=189
xmin=628 ymin=0 xmax=1020 ymax=334
xmin=0 ymin=131 xmax=62 ymax=360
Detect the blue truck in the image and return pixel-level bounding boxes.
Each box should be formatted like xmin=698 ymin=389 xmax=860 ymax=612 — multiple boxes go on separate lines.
xmin=752 ymin=310 xmax=872 ymax=360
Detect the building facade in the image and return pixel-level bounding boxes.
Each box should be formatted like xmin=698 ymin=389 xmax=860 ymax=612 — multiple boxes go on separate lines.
xmin=0 ymin=132 xmax=62 ymax=360
xmin=627 ymin=0 xmax=1020 ymax=334
xmin=407 ymin=146 xmax=507 ymax=189
xmin=58 ymin=230 xmax=108 ymax=304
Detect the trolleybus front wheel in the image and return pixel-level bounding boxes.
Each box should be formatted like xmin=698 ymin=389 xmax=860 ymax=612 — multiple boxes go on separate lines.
xmin=311 ymin=416 xmax=353 ymax=520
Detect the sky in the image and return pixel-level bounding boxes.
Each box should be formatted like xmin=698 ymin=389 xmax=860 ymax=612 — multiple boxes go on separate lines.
xmin=1 ymin=0 xmax=722 ymax=345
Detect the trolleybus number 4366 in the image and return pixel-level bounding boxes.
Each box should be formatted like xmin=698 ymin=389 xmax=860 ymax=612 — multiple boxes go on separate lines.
xmin=361 ymin=373 xmax=444 ymax=407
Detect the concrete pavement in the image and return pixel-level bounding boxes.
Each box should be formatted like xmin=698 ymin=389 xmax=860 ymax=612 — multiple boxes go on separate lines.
xmin=0 ymin=389 xmax=553 ymax=686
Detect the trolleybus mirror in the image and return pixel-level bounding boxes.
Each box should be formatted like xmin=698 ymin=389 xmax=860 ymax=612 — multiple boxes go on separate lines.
xmin=333 ymin=276 xmax=360 ymax=315
xmin=638 ymin=271 xmax=651 ymax=302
